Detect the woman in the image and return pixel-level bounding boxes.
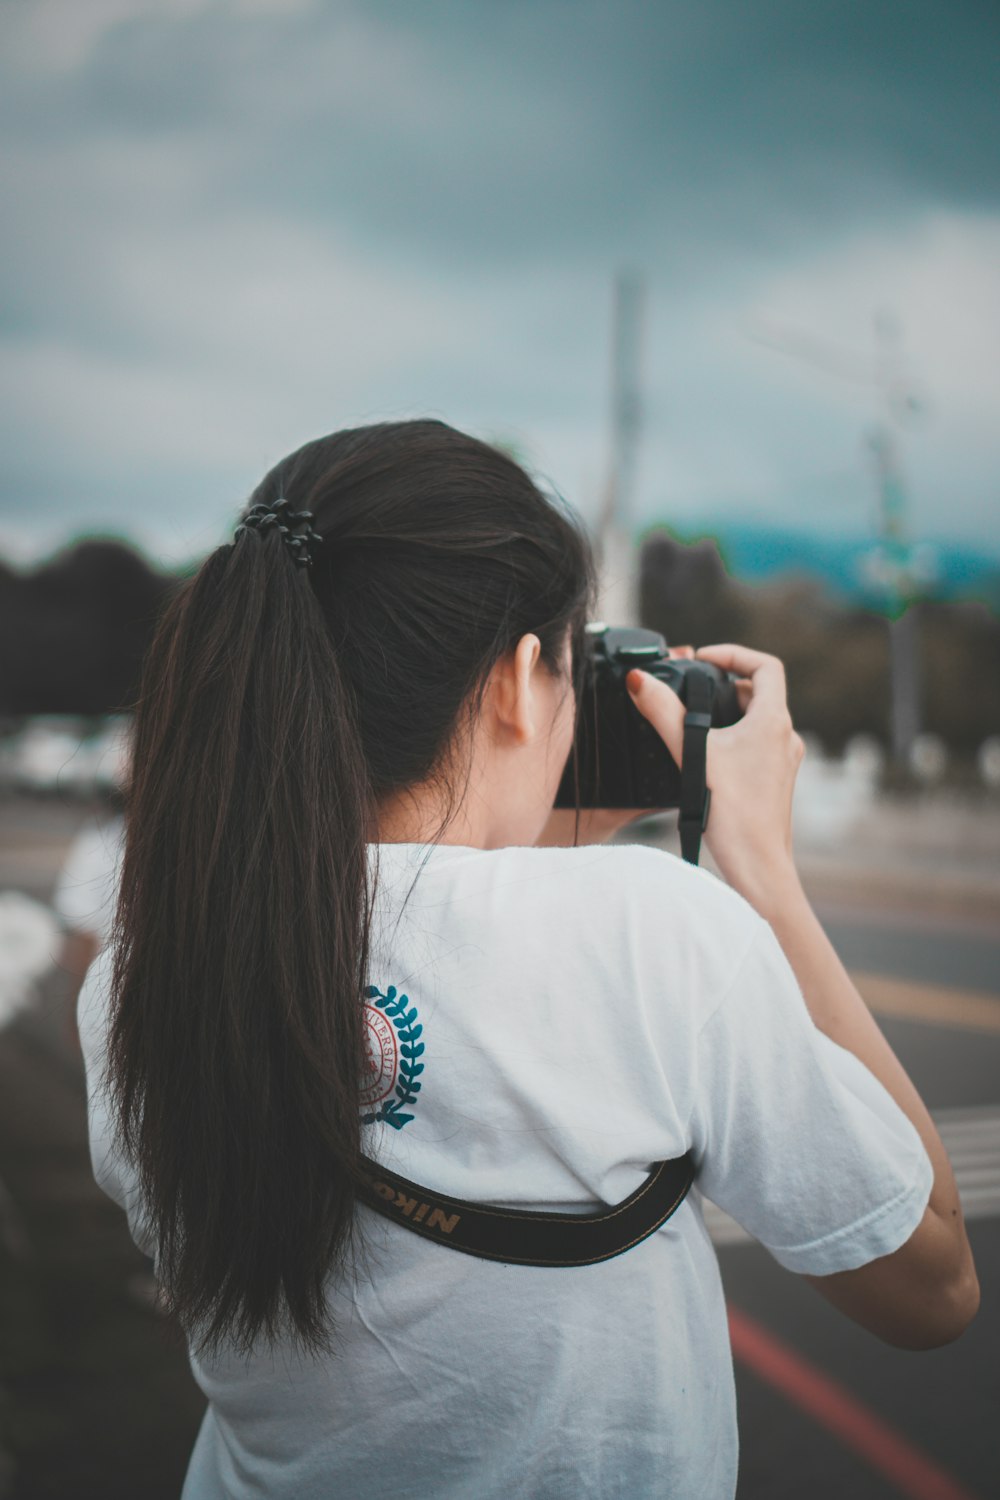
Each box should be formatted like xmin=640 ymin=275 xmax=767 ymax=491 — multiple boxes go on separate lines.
xmin=79 ymin=420 xmax=977 ymax=1499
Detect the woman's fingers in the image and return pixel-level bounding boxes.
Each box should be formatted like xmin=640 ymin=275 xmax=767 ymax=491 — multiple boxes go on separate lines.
xmin=627 ymin=643 xmax=804 ymax=893
xmin=627 ymin=645 xmax=790 ymax=777
xmin=694 ymin=643 xmax=788 ymax=718
xmin=628 ymin=653 xmax=757 ymax=765
xmin=678 ymin=643 xmax=803 ymax=890
xmin=625 ymin=667 xmax=686 ymax=766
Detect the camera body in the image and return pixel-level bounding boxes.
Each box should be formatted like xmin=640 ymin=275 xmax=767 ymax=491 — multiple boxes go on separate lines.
xmin=554 ymin=624 xmax=743 ymax=810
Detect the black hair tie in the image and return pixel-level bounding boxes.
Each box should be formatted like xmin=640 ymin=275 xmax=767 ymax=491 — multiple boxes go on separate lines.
xmin=233 ymin=497 xmax=323 ymax=569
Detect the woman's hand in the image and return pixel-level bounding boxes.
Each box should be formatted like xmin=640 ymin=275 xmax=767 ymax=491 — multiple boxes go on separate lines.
xmin=625 ymin=642 xmax=806 ymax=907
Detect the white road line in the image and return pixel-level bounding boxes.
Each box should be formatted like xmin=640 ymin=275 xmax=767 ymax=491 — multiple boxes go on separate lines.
xmin=703 ymin=1103 xmax=1000 ymax=1245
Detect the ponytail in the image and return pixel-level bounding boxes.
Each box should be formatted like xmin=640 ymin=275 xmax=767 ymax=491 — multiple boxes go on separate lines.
xmin=110 ymin=528 xmax=372 ymax=1354
xmin=107 ymin=419 xmax=596 ymax=1354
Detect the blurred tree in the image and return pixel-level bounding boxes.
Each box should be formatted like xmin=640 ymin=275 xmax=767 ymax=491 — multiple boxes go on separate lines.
xmin=639 ymin=530 xmax=1000 ymax=759
xmin=0 ymin=540 xmax=178 ymax=715
xmin=3 ymin=530 xmax=998 ymax=757
xmin=638 ymin=531 xmax=750 ymax=646
xmin=918 ymin=600 xmax=1000 ymax=758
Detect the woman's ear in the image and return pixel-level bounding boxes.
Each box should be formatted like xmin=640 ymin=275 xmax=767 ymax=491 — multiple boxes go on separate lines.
xmin=491 ymin=633 xmax=541 ymax=746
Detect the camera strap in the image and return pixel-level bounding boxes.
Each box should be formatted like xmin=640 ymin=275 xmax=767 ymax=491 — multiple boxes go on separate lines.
xmin=678 ymin=667 xmax=715 ymax=865
xmin=356 ymin=1151 xmax=695 ymax=1267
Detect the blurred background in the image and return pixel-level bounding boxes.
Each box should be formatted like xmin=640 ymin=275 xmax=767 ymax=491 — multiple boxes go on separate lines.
xmin=0 ymin=2 xmax=997 ymax=1497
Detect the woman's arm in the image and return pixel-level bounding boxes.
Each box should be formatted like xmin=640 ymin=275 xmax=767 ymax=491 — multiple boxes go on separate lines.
xmin=745 ymin=865 xmax=978 ymax=1347
xmin=626 ymin=643 xmax=979 ymax=1348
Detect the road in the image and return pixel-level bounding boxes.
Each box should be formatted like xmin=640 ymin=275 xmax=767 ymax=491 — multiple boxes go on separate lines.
xmin=721 ymin=902 xmax=1000 ymax=1500
xmin=0 ymin=799 xmax=997 ymax=1498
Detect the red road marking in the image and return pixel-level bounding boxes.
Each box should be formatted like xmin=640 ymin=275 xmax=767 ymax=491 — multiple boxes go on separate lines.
xmin=728 ymin=1305 xmax=981 ymax=1500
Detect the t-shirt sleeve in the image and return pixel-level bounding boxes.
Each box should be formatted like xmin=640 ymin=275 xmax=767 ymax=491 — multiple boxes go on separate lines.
xmin=688 ymin=919 xmax=934 ymax=1276
xmin=76 ymin=947 xmax=157 ymax=1258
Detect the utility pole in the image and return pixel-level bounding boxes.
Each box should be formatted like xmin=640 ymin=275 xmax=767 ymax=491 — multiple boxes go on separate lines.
xmin=865 ymin=423 xmax=922 ymax=763
xmin=751 ymin=309 xmax=931 ymax=770
xmin=596 ymin=270 xmax=645 ymax=626
xmin=862 ymin=313 xmax=928 ymax=768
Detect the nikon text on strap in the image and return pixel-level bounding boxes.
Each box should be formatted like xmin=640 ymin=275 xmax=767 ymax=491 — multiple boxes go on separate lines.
xmin=356 ymin=1152 xmax=694 ymax=1267
xmin=678 ymin=666 xmax=715 ymax=866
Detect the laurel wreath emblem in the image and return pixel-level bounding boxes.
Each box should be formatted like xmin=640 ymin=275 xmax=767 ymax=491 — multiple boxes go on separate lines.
xmin=360 ymin=984 xmax=424 ymax=1130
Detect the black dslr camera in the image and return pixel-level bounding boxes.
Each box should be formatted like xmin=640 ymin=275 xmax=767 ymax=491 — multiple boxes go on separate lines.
xmin=554 ymin=625 xmax=743 ymax=810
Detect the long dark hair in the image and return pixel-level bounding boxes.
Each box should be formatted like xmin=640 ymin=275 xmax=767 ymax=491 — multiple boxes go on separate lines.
xmin=108 ymin=420 xmax=597 ymax=1354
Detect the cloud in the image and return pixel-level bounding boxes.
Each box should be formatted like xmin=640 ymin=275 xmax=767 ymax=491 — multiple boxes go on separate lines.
xmin=2 ymin=0 xmax=315 ymax=76
xmin=0 ymin=207 xmax=480 ymax=551
xmin=634 ymin=210 xmax=1000 ymax=541
xmin=7 ymin=1 xmax=999 ymax=267
xmin=2 ymin=0 xmax=212 ymax=76
xmin=746 ymin=213 xmax=1000 ymax=438
xmin=1 ymin=0 xmax=998 ymax=561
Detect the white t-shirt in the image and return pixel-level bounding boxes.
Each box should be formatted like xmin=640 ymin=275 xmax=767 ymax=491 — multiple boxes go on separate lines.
xmin=78 ymin=840 xmax=933 ymax=1500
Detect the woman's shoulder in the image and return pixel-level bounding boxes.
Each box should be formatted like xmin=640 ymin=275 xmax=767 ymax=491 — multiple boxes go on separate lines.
xmin=378 ymin=840 xmax=766 ymax=1017
xmin=446 ymin=840 xmax=764 ymax=951
xmin=503 ymin=839 xmax=758 ymax=910
xmin=472 ymin=843 xmax=767 ymax=1032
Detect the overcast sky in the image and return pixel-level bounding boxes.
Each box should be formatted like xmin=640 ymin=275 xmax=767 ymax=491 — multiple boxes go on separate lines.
xmin=2 ymin=0 xmax=998 ymax=566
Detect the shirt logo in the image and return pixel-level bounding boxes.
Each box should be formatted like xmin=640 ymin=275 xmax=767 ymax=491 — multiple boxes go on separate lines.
xmin=361 ymin=984 xmax=425 ymax=1131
